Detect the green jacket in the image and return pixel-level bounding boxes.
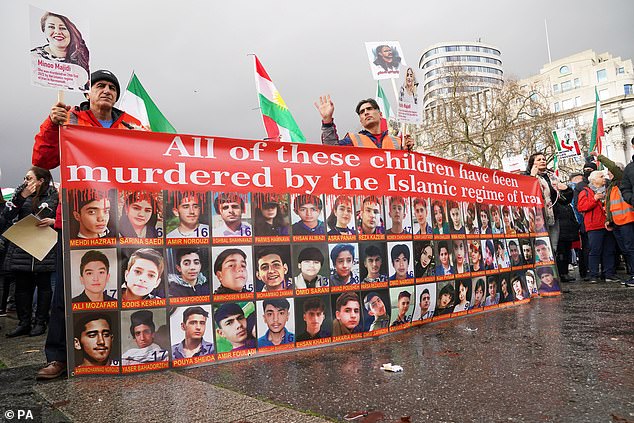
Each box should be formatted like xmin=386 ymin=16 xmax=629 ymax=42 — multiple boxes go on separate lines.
xmin=597 ymin=154 xmax=624 ymax=224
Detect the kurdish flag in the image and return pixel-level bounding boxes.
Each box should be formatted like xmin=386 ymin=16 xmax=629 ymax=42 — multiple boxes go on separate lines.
xmin=119 ymin=72 xmax=176 ymax=133
xmin=253 ymin=56 xmax=305 ymax=143
xmin=376 ymin=81 xmax=392 ymax=132
xmin=589 ymin=87 xmax=604 ymax=155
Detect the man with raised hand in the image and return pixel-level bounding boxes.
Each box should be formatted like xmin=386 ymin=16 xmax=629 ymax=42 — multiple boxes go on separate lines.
xmin=316 ymin=96 xmax=413 ymax=150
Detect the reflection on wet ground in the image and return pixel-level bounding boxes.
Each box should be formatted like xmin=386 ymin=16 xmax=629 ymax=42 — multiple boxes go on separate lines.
xmin=185 ymin=282 xmax=634 ymax=422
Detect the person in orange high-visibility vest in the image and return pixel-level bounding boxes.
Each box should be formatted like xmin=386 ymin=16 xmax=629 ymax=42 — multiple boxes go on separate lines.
xmin=594 ymin=152 xmax=634 ymax=286
xmin=316 ymin=95 xmax=414 ymax=150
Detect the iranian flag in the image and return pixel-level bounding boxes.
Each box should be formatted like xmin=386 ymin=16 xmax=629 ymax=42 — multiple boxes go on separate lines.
xmin=119 ymin=72 xmax=176 ymax=133
xmin=253 ymin=56 xmax=305 ymax=143
xmin=376 ymin=81 xmax=392 ymax=132
xmin=589 ymin=87 xmax=604 ymax=155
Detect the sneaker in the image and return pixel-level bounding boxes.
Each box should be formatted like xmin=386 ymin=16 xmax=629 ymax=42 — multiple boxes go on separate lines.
xmin=605 ymin=276 xmax=621 ymax=284
xmin=36 ymin=361 xmax=67 ymax=381
xmin=588 ymin=278 xmax=599 ymax=284
xmin=0 ymin=309 xmax=7 ymax=317
xmin=626 ymin=279 xmax=634 ymax=288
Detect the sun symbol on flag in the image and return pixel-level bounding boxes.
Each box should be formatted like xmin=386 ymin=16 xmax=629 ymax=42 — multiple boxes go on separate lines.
xmin=272 ymin=90 xmax=288 ymax=110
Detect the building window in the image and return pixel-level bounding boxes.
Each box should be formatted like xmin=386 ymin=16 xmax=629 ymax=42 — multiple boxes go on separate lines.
xmin=618 ymin=67 xmax=625 ymax=74
xmin=564 ymin=118 xmax=575 ymax=127
xmin=599 ymin=88 xmax=609 ymax=100
xmin=577 ymin=115 xmax=585 ymax=125
xmin=574 ymin=78 xmax=581 ymax=88
xmin=597 ymin=69 xmax=607 ymax=82
xmin=552 ymin=83 xmax=560 ymax=93
xmin=561 ymin=80 xmax=572 ymax=92
xmin=553 ymin=102 xmax=560 ymax=112
xmin=625 ymin=84 xmax=633 ymax=95
xmin=575 ymin=96 xmax=582 ymax=107
xmin=559 ymin=65 xmax=570 ymax=74
xmin=562 ymin=98 xmax=574 ymax=110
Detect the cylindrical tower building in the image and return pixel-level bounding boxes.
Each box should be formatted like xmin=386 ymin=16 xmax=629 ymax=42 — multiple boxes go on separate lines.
xmin=419 ymin=41 xmax=504 ymax=109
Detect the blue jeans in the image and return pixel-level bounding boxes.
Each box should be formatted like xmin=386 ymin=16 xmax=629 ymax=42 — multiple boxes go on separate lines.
xmin=587 ymin=228 xmax=616 ymax=278
xmin=613 ymin=222 xmax=634 ymax=277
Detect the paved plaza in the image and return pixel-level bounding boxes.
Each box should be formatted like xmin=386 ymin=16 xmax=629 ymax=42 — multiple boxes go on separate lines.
xmin=1 ymin=279 xmax=633 ymax=422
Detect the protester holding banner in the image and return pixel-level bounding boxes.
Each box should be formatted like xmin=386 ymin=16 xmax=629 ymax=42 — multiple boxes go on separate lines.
xmin=577 ymin=171 xmax=619 ymax=284
xmin=526 ymin=153 xmax=573 ymax=252
xmin=593 ymin=152 xmax=634 ymax=286
xmin=316 ymin=97 xmax=413 ymax=150
xmin=34 ymin=70 xmax=142 ymax=173
xmin=621 ymin=138 xmax=634 ymax=207
xmin=3 ymin=167 xmax=57 ymax=338
xmin=34 ymin=69 xmax=143 ymax=381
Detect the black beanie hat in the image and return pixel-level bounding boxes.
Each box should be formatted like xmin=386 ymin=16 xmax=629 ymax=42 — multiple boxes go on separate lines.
xmin=91 ymin=69 xmax=121 ymax=100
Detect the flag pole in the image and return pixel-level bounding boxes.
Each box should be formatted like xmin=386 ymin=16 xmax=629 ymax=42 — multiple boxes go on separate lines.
xmin=122 ymin=69 xmax=136 ymax=106
xmin=544 ymin=19 xmax=552 ymax=64
xmin=389 ymin=78 xmax=405 ymax=148
xmin=390 ymin=78 xmax=399 ymax=105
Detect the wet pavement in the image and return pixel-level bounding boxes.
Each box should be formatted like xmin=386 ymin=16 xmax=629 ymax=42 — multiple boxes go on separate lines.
xmin=1 ymin=279 xmax=634 ymax=422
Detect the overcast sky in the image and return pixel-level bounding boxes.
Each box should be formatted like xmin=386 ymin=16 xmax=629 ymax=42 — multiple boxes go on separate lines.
xmin=1 ymin=0 xmax=632 ymax=188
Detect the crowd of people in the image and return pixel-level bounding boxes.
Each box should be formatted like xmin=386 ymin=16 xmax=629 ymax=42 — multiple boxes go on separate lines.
xmin=0 ymin=68 xmax=633 ymax=385
xmin=527 ymin=145 xmax=634 ymax=287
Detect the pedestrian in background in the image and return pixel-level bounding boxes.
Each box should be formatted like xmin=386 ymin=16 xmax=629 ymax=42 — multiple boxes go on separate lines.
xmin=577 ymin=171 xmax=619 ymax=284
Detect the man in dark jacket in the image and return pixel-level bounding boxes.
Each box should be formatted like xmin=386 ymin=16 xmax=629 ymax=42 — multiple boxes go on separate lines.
xmin=34 ymin=70 xmax=143 ymax=380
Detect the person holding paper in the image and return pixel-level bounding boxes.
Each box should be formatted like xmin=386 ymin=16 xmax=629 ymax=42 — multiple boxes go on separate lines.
xmin=316 ymin=96 xmax=413 ymax=150
xmin=33 ymin=69 xmax=144 ymax=380
xmin=3 ymin=166 xmax=58 ymax=338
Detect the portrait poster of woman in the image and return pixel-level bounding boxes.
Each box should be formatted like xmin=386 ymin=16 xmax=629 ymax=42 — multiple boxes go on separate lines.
xmin=29 ymin=6 xmax=90 ymax=91
xmin=397 ymin=67 xmax=421 ymax=124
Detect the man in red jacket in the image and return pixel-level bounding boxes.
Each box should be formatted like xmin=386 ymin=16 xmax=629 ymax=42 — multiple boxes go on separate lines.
xmin=34 ymin=70 xmax=143 ymax=380
xmin=577 ymin=170 xmax=619 ymax=284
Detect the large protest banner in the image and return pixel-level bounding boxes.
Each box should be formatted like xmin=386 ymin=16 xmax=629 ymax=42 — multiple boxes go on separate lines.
xmin=60 ymin=126 xmax=559 ymax=376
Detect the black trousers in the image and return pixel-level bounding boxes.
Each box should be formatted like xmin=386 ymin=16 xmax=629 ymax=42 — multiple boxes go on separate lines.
xmin=44 ymin=231 xmax=66 ymax=362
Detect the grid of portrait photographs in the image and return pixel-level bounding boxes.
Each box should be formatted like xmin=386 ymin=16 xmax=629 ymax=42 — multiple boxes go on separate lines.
xmin=64 ymin=189 xmax=560 ymax=376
